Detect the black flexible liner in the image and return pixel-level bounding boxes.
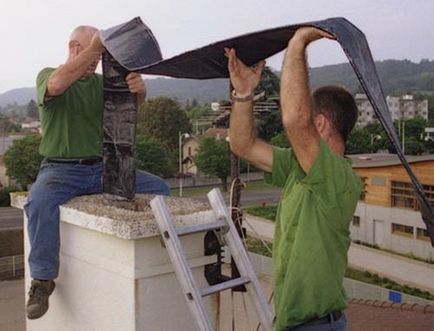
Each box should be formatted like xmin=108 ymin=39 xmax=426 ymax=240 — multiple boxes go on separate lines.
xmin=101 ymin=17 xmax=434 ymax=245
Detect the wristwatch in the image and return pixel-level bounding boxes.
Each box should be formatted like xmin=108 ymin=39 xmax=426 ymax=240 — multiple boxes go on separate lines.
xmin=231 ymin=90 xmax=254 ymax=102
xmin=231 ymin=90 xmax=266 ymax=103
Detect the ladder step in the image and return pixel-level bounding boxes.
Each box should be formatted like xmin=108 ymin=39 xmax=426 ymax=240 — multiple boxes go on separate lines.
xmin=199 ymin=276 xmax=251 ymax=297
xmin=176 ymin=220 xmax=227 ymax=236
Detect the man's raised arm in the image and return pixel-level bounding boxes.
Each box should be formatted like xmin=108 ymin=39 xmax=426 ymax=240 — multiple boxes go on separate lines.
xmin=225 ymin=48 xmax=273 ymax=173
xmin=47 ymin=32 xmax=104 ymax=97
xmin=280 ymin=27 xmax=334 ymax=173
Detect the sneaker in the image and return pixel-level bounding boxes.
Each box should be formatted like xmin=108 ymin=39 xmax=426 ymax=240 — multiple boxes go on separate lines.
xmin=26 ymin=279 xmax=56 ymax=319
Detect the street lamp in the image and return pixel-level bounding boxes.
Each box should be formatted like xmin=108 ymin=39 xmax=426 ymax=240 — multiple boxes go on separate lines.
xmin=179 ymin=132 xmax=190 ymax=197
xmin=370 ymin=134 xmax=382 ymax=153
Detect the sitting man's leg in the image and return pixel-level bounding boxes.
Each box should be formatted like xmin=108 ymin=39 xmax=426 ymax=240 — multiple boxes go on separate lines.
xmin=135 ymin=169 xmax=170 ymax=195
xmin=23 ymin=161 xmax=91 ymax=319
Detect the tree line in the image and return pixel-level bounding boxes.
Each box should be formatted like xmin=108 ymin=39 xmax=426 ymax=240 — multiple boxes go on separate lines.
xmin=3 ymin=66 xmax=434 ymax=194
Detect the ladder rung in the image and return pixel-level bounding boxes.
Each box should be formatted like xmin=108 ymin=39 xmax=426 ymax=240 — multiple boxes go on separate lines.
xmin=176 ymin=220 xmax=227 ymax=236
xmin=199 ymin=276 xmax=251 ymax=297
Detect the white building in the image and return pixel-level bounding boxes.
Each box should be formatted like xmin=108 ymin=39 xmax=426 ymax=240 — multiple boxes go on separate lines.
xmin=355 ymin=94 xmax=429 ymax=127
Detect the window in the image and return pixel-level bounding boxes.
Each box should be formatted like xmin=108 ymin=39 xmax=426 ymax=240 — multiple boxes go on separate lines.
xmin=391 ymin=181 xmax=434 ymax=211
xmin=416 ymin=228 xmax=430 ymax=241
xmin=391 ymin=223 xmax=414 ymax=238
xmin=188 ymin=147 xmax=192 ymax=156
xmin=391 ymin=181 xmax=418 ymax=210
xmin=423 ymin=184 xmax=434 ymax=203
xmin=359 ymin=177 xmax=367 ymax=201
xmin=352 ymin=216 xmax=360 ymax=227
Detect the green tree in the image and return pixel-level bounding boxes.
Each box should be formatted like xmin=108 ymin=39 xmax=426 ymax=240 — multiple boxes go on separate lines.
xmin=405 ymin=136 xmax=425 ymax=155
xmin=257 ymin=67 xmax=280 ymax=97
xmin=345 ymin=128 xmax=371 ymax=154
xmin=255 ymin=105 xmax=283 ymax=142
xmin=137 ymin=97 xmax=191 ymax=149
xmin=254 ymin=68 xmax=281 ymax=141
xmin=4 ymin=135 xmax=43 ymax=189
xmin=0 ymin=115 xmax=22 ymax=132
xmin=134 ymin=134 xmax=173 ymax=177
xmin=26 ymin=99 xmax=39 ymax=119
xmin=195 ymin=138 xmax=230 ymax=191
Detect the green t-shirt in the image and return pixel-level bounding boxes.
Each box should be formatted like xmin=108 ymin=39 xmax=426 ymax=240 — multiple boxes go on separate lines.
xmin=265 ymin=140 xmax=362 ymax=331
xmin=36 ymin=67 xmax=104 ymax=158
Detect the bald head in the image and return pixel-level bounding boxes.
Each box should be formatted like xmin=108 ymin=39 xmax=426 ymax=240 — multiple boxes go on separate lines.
xmin=69 ymin=25 xmax=98 ymax=49
xmin=67 ymin=25 xmax=101 ymax=76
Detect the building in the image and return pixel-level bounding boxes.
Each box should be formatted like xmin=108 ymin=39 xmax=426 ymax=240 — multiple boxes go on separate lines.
xmin=181 ymin=135 xmax=200 ymax=175
xmin=355 ymin=94 xmax=429 ymax=127
xmin=425 ymin=127 xmax=434 ymax=141
xmin=181 ymin=128 xmax=229 ymax=176
xmin=21 ymin=120 xmax=41 ymax=133
xmin=349 ymin=153 xmax=434 ymax=260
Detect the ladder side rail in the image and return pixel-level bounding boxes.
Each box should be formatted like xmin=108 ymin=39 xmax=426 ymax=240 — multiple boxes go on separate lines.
xmin=150 ymin=195 xmax=215 ymax=331
xmin=207 ymin=188 xmax=274 ymax=331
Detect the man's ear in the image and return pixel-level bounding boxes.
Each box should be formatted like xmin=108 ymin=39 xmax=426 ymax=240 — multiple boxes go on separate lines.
xmin=69 ymin=40 xmax=80 ymax=56
xmin=314 ymin=113 xmax=327 ymax=133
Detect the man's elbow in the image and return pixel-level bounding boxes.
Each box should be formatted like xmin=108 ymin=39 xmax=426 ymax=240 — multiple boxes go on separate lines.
xmin=229 ymin=139 xmax=252 ymax=159
xmin=47 ymin=78 xmax=66 ymax=97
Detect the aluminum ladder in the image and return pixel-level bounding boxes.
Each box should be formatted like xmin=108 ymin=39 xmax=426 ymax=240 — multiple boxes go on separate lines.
xmin=150 ymin=188 xmax=273 ymax=331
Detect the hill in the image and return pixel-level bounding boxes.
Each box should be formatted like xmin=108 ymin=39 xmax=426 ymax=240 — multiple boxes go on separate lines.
xmin=309 ymin=59 xmax=434 ymax=94
xmin=0 ymin=78 xmax=230 ymax=108
xmin=146 ymin=77 xmax=229 ymax=103
xmin=1 ymin=59 xmax=434 ymax=108
xmin=0 ymin=87 xmax=36 ymax=107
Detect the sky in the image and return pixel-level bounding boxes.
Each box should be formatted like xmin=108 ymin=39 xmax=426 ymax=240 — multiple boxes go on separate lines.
xmin=1 ymin=0 xmax=434 ymax=93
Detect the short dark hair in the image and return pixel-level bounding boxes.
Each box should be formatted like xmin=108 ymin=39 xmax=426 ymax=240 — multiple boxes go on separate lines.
xmin=312 ymin=86 xmax=358 ymax=142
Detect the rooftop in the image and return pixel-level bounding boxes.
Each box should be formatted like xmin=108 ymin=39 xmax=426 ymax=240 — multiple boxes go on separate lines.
xmin=348 ymin=153 xmax=434 ymax=168
xmin=346 ymin=298 xmax=434 ymax=330
xmin=2 ymin=278 xmax=433 ymax=331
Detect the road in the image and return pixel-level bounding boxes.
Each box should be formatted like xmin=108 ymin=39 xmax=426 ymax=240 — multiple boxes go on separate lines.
xmin=0 ymin=207 xmax=22 ymax=230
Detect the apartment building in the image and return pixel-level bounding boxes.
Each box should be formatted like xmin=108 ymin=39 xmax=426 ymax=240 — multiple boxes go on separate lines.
xmin=355 ymin=94 xmax=429 ymax=127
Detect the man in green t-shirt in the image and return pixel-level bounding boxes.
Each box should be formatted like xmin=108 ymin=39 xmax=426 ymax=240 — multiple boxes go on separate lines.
xmin=24 ymin=26 xmax=170 ymax=320
xmin=225 ymin=27 xmax=361 ymax=330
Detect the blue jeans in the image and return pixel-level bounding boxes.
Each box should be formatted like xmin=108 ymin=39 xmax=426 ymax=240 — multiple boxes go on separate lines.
xmin=286 ymin=314 xmax=347 ymax=331
xmin=24 ymin=160 xmax=170 ymax=280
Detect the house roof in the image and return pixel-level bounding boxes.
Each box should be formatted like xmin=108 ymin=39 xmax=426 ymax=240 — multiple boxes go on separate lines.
xmin=348 ymin=153 xmax=434 ymax=168
xmin=346 ymin=299 xmax=434 ymax=331
xmin=200 ymin=128 xmax=228 ymax=140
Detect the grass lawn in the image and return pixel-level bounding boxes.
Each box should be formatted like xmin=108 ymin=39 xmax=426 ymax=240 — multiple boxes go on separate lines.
xmin=245 ymin=205 xmax=277 ymax=222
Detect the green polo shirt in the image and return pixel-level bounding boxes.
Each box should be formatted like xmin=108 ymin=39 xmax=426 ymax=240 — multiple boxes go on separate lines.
xmin=36 ymin=67 xmax=104 ymax=158
xmin=265 ymin=140 xmax=361 ymax=331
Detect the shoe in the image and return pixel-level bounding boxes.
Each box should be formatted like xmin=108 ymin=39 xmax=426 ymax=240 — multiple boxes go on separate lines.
xmin=26 ymin=279 xmax=56 ymax=319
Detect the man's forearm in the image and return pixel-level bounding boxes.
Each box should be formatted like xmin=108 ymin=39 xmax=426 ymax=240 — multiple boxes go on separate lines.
xmin=229 ymin=100 xmax=256 ymax=157
xmin=48 ymin=48 xmax=102 ymax=96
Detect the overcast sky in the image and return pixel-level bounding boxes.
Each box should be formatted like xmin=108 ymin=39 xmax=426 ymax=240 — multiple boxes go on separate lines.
xmin=1 ymin=0 xmax=434 ymax=93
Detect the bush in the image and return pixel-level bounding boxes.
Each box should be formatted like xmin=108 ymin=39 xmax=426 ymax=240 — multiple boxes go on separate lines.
xmin=4 ymin=135 xmax=43 ymax=189
xmin=0 ymin=187 xmax=19 ymax=207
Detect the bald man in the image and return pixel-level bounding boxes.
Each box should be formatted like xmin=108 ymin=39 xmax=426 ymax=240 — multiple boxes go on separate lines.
xmin=24 ymin=26 xmax=170 ymax=319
